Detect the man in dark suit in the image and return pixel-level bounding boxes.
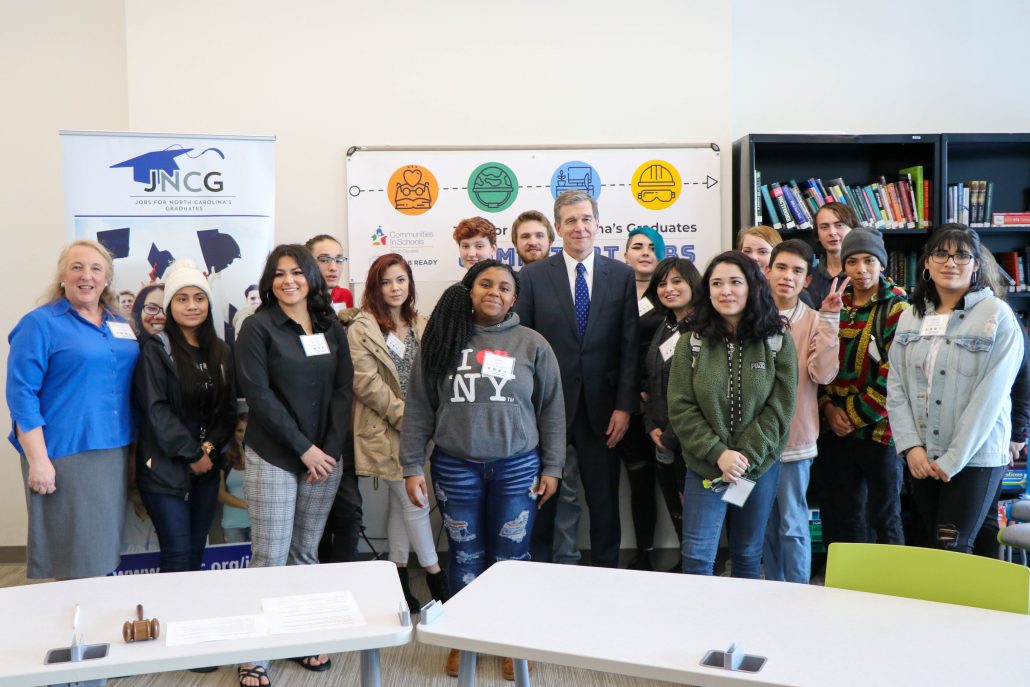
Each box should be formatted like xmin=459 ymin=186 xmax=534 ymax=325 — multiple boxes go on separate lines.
xmin=515 ymin=190 xmax=639 ymax=567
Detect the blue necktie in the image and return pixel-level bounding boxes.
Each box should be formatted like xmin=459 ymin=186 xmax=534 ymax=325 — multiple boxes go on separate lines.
xmin=574 ymin=262 xmax=589 ymax=337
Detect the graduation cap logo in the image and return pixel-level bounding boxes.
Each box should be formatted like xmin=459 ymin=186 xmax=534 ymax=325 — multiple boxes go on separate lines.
xmin=110 ymin=146 xmax=225 ymax=186
xmin=147 ymin=242 xmax=176 ymax=281
xmin=197 ymin=229 xmax=242 ymax=273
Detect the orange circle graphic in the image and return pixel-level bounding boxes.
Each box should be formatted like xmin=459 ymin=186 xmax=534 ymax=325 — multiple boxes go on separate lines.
xmin=387 ymin=164 xmax=439 ymax=216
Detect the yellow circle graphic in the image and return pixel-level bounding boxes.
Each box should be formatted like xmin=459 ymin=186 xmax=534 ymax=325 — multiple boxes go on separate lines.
xmin=631 ymin=159 xmax=681 ymax=210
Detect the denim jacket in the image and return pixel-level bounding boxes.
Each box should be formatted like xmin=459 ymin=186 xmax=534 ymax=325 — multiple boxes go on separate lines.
xmin=886 ymin=288 xmax=1024 ymax=477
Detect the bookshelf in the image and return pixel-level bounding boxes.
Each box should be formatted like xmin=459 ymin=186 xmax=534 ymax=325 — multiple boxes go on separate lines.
xmin=733 ymin=133 xmax=939 ymax=291
xmin=942 ymin=134 xmax=1030 ymax=301
xmin=734 ymin=132 xmax=1030 ymax=503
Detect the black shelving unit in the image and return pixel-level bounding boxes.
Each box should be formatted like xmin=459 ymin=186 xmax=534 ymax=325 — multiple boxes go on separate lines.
xmin=732 ymin=133 xmax=939 ymax=254
xmin=735 ymin=132 xmax=1030 ymax=513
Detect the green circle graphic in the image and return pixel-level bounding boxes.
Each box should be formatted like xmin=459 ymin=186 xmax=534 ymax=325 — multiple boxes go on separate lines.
xmin=468 ymin=162 xmax=519 ymax=212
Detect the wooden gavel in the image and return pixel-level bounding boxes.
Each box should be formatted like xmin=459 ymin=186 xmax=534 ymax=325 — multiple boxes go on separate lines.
xmin=123 ymin=604 xmax=160 ymax=643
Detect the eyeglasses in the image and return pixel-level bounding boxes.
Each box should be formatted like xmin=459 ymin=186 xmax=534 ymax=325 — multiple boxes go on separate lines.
xmin=316 ymin=255 xmax=348 ymax=266
xmin=929 ymin=250 xmax=974 ymax=266
xmin=141 ymin=303 xmax=164 ymax=316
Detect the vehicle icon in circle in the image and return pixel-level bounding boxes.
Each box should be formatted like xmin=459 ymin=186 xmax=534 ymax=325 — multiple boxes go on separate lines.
xmin=636 ymin=163 xmax=678 ymax=203
xmin=470 ymin=165 xmax=516 ymax=209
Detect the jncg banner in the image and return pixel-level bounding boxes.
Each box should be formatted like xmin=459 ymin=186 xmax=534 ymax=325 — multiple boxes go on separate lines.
xmin=346 ymin=144 xmax=722 ymax=284
xmin=60 ymin=131 xmax=275 ymax=342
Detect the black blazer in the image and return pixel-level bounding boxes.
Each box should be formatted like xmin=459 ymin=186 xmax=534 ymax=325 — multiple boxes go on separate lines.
xmin=515 ymin=252 xmax=638 ymax=434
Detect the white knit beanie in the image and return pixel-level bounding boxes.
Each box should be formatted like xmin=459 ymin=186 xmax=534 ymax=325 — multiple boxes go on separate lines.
xmin=162 ymin=259 xmax=212 ymax=311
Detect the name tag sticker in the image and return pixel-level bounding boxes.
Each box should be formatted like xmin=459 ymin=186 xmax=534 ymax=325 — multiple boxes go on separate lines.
xmin=300 ymin=333 xmax=330 ymax=357
xmin=660 ymin=331 xmax=681 ymax=362
xmin=722 ymin=476 xmax=756 ymax=507
xmin=638 ymin=298 xmax=655 ymax=317
xmin=481 ymin=351 xmax=515 ymax=379
xmin=107 ymin=321 xmax=137 ymax=340
xmin=332 ymin=302 xmax=347 ymax=315
xmin=386 ymin=332 xmax=406 ymax=358
xmin=920 ymin=314 xmax=950 ymax=337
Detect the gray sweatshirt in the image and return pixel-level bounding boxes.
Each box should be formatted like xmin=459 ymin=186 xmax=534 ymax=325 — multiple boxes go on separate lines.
xmin=399 ymin=313 xmax=566 ymax=478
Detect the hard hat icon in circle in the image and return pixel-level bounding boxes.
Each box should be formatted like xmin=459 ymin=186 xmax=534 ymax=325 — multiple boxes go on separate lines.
xmin=632 ymin=160 xmax=682 ymax=209
xmin=469 ymin=162 xmax=519 ymax=212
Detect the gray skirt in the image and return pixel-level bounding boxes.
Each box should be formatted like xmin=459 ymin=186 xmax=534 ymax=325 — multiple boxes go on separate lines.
xmin=21 ymin=447 xmax=128 ymax=579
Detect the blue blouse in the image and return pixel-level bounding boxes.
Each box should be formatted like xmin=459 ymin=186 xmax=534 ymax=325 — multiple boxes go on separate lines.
xmin=7 ymin=299 xmax=139 ymax=458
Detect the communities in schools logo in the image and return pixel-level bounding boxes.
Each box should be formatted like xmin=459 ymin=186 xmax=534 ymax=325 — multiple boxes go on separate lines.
xmin=371 ymin=225 xmax=388 ymax=246
xmin=110 ymin=145 xmax=226 ymax=193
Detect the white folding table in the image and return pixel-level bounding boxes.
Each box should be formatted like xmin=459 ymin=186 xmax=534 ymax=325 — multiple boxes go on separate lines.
xmin=416 ymin=560 xmax=1030 ymax=687
xmin=0 ymin=560 xmax=411 ymax=687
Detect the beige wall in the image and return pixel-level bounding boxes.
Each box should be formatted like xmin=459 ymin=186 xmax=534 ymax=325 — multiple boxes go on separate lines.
xmin=0 ymin=0 xmax=129 ymax=546
xmin=3 ymin=0 xmax=1029 ymax=547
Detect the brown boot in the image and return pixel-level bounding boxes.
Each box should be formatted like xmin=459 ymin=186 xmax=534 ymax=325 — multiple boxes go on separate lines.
xmin=502 ymin=657 xmax=533 ymax=681
xmin=445 ymin=648 xmax=461 ymax=677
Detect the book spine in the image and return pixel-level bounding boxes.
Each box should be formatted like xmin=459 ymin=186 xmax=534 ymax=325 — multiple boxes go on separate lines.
xmin=904 ymin=175 xmax=920 ymax=228
xmin=788 ymin=179 xmax=814 ymax=227
xmin=770 ymin=183 xmax=797 ymax=229
xmin=870 ymin=184 xmax=890 ymax=226
xmin=984 ymin=181 xmax=994 ymax=227
xmin=886 ymin=183 xmax=905 ymax=229
xmin=755 ymin=170 xmax=763 ymax=225
xmin=961 ymin=185 xmax=971 ymax=225
xmin=781 ymin=181 xmax=811 ymax=228
xmin=906 ymin=251 xmax=918 ymax=291
xmin=813 ymin=178 xmax=832 ymax=204
xmin=803 ymin=189 xmax=822 ymax=214
xmin=862 ymin=186 xmax=887 ymax=229
xmin=760 ymin=185 xmax=782 ymax=230
xmin=897 ymin=179 xmax=916 ymax=228
xmin=923 ymin=179 xmax=931 ymax=226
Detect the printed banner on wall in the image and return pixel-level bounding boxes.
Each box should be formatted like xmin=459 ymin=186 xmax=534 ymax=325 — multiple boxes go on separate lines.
xmin=60 ymin=131 xmax=276 ymax=342
xmin=345 ymin=145 xmax=721 ymax=284
xmin=61 ymin=131 xmax=274 ymax=569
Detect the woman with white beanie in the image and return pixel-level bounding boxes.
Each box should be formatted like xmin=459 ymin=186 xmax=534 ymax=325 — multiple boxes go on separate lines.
xmin=133 ymin=259 xmax=237 ymax=573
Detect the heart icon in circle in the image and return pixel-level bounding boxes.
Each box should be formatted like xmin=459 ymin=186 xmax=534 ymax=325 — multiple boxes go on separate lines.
xmin=476 ymin=349 xmax=510 ymax=364
xmin=402 ymin=168 xmax=423 ymax=186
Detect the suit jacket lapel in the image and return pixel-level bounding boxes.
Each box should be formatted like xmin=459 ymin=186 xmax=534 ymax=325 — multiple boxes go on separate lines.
xmin=584 ymin=254 xmax=609 ymax=342
xmin=548 ymin=254 xmax=580 ymax=336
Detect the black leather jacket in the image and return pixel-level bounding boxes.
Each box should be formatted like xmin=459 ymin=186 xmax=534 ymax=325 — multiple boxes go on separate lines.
xmin=133 ymin=333 xmax=236 ymax=497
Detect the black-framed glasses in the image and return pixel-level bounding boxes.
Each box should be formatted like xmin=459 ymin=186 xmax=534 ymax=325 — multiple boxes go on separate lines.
xmin=316 ymin=255 xmax=348 ymax=266
xmin=141 ymin=303 xmax=164 ymax=315
xmin=929 ymin=250 xmax=974 ymax=266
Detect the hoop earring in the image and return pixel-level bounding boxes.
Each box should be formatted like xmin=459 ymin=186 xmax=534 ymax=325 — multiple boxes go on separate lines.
xmin=921 ymin=268 xmax=931 ymax=282
xmin=972 ymin=270 xmax=978 ymax=283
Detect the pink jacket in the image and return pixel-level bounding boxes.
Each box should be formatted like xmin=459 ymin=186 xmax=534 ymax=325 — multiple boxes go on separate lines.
xmin=782 ymin=304 xmax=839 ymax=462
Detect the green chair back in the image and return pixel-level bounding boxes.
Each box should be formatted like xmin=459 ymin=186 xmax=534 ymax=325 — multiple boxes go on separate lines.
xmin=824 ymin=543 xmax=1030 ymax=614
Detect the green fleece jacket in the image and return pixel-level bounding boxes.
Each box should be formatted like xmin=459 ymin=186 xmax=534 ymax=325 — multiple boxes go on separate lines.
xmin=667 ymin=333 xmax=798 ymax=481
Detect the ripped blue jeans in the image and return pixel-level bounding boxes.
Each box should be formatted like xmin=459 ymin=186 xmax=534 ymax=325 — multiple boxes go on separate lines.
xmin=430 ymin=448 xmax=540 ymax=594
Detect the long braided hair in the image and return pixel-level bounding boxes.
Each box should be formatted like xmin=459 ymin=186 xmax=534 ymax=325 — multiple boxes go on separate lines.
xmin=419 ymin=259 xmax=520 ymax=384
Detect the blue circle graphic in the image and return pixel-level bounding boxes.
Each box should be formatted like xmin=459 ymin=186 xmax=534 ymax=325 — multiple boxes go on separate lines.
xmin=550 ymin=161 xmax=602 ymax=200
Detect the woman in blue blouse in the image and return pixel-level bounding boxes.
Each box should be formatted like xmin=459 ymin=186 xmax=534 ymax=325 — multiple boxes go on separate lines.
xmin=7 ymin=239 xmax=139 ymax=579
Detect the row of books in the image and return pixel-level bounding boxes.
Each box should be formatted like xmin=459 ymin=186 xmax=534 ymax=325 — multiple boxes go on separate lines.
xmin=884 ymin=250 xmax=920 ymax=292
xmin=994 ymin=249 xmax=1030 ymax=292
xmin=754 ymin=166 xmax=931 ymax=232
xmin=946 ymin=181 xmax=993 ymax=226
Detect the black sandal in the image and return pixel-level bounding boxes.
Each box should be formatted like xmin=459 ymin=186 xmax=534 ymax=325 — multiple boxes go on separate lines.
xmin=238 ymin=665 xmax=271 ymax=687
xmin=288 ymin=655 xmax=332 ymax=672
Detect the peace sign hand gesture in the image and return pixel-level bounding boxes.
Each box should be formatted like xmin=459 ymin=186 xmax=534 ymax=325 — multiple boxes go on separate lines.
xmin=820 ymin=276 xmax=851 ymax=314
